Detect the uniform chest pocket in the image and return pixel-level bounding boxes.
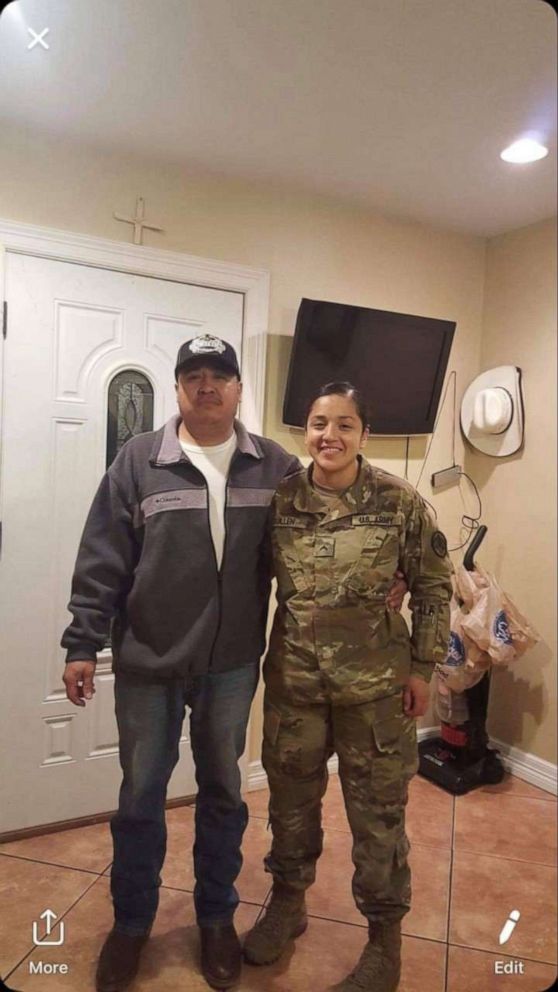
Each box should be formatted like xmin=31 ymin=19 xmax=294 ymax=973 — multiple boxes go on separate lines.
xmin=360 ymin=526 xmax=399 ymax=566
xmin=361 ymin=528 xmax=389 ymax=558
xmin=272 ymin=527 xmax=310 ymax=595
xmin=345 ymin=525 xmax=400 ymax=598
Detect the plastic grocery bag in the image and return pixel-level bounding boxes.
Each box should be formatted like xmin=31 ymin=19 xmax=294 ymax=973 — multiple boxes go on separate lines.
xmin=435 ymin=598 xmax=490 ymax=693
xmin=435 ymin=563 xmax=539 ymax=724
xmin=459 ymin=566 xmax=540 ymax=665
xmin=435 ymin=676 xmax=470 ymax=726
xmin=454 ymin=564 xmax=489 ymax=609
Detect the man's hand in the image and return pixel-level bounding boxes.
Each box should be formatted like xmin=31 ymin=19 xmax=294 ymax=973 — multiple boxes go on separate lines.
xmin=403 ymin=675 xmax=430 ymax=717
xmin=386 ymin=570 xmax=408 ymax=612
xmin=63 ymin=661 xmax=96 ymax=707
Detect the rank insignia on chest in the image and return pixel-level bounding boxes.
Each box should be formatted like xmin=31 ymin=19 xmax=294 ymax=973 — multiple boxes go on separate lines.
xmin=314 ymin=536 xmax=336 ymax=557
xmin=352 ymin=513 xmax=395 ymax=527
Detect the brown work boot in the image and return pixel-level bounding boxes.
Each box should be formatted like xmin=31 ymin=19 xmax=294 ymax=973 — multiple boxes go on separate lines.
xmin=243 ymin=881 xmax=308 ymax=965
xmin=95 ymin=928 xmax=149 ymax=992
xmin=328 ymin=920 xmax=401 ymax=992
xmin=199 ymin=923 xmax=241 ymax=989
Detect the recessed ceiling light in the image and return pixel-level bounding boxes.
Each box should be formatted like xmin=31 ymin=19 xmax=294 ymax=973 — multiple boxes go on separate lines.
xmin=500 ymin=139 xmax=549 ymax=164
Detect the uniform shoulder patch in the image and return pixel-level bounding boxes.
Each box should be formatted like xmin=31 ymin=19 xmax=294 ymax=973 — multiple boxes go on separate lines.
xmin=431 ymin=530 xmax=448 ymax=557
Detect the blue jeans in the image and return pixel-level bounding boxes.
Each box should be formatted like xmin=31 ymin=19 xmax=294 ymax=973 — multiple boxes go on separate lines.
xmin=110 ymin=664 xmax=259 ymax=935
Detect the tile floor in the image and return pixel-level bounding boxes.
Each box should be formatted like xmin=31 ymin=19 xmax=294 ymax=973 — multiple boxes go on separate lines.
xmin=1 ymin=773 xmax=556 ymax=992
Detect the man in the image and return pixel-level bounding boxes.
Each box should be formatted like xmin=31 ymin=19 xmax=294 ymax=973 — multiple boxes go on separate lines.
xmin=62 ymin=335 xmax=406 ymax=991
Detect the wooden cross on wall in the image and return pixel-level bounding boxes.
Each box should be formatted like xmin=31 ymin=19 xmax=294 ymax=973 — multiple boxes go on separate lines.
xmin=113 ymin=197 xmax=164 ymax=245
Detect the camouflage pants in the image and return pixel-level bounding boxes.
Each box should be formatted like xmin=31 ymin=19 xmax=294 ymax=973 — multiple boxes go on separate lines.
xmin=261 ymin=690 xmax=419 ymax=924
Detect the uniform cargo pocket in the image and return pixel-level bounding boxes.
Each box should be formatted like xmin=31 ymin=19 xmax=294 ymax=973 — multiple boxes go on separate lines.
xmin=371 ymin=693 xmax=403 ymax=746
xmin=401 ymin=713 xmax=419 ymax=781
xmin=370 ymin=695 xmax=405 ymax=805
xmin=396 ymin=832 xmax=411 ymax=868
xmin=263 ymin=700 xmax=330 ymax=782
xmin=263 ymin=702 xmax=282 ymax=747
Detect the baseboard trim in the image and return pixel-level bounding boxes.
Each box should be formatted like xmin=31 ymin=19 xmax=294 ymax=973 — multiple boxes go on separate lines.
xmin=246 ymin=759 xmax=269 ymax=792
xmin=0 ymin=795 xmax=196 ymax=844
xmin=246 ymin=727 xmax=557 ymax=797
xmin=490 ymin=736 xmax=557 ymax=796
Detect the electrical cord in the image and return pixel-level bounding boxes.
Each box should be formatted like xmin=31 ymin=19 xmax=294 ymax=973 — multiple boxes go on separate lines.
xmin=410 ymin=367 xmax=482 ymax=551
xmin=448 ymin=470 xmax=483 ymax=552
xmin=451 ymin=370 xmax=456 ymax=466
xmin=414 ymin=370 xmax=457 ymax=491
xmin=422 ymin=494 xmax=438 ymax=520
xmin=404 ymin=434 xmax=437 ymax=516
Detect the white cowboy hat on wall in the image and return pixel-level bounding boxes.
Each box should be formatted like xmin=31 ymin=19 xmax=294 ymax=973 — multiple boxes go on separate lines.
xmin=460 ymin=365 xmax=524 ymax=457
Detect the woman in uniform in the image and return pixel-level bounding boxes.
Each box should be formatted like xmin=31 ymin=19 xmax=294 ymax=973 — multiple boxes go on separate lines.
xmin=243 ymin=382 xmax=453 ymax=992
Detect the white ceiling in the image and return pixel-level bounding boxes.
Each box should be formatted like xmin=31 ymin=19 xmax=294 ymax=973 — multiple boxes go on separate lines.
xmin=0 ymin=0 xmax=556 ymax=237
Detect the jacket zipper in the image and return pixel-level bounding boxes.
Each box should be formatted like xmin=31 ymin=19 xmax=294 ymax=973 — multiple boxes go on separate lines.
xmin=180 ymin=451 xmax=233 ymax=669
xmin=178 ymin=458 xmax=222 ymax=668
xmin=208 ymin=473 xmax=231 ymax=668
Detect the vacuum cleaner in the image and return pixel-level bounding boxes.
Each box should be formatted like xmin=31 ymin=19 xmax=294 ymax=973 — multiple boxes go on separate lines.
xmin=418 ymin=525 xmax=506 ymax=795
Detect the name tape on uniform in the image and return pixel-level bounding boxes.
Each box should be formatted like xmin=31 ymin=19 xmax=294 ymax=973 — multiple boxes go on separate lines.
xmin=275 ymin=515 xmax=307 ymax=528
xmin=351 ymin=514 xmax=396 ymax=527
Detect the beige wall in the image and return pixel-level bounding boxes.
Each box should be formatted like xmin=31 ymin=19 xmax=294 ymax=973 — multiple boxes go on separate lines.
xmin=2 ymin=124 xmax=554 ymax=768
xmin=468 ymin=218 xmax=557 ymax=764
xmin=0 ymin=123 xmax=485 ymax=510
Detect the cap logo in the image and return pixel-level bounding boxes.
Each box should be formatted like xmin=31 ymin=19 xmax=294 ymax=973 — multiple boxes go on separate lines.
xmin=189 ymin=334 xmax=226 ymax=356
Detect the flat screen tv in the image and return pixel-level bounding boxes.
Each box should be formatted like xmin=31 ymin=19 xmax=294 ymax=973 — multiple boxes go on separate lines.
xmin=282 ymin=298 xmax=456 ymax=435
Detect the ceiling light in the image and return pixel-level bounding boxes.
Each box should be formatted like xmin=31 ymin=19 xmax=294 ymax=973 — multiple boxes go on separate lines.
xmin=500 ymin=139 xmax=548 ymax=164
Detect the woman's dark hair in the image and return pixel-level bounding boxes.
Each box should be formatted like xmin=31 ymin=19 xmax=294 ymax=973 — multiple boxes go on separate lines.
xmin=304 ymin=381 xmax=370 ymax=431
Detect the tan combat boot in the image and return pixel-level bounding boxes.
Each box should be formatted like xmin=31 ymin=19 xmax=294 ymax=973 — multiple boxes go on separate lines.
xmin=243 ymin=881 xmax=308 ymax=965
xmin=329 ymin=920 xmax=401 ymax=992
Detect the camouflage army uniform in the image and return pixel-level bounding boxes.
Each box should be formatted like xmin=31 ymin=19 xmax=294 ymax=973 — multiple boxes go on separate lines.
xmin=261 ymin=457 xmax=452 ymax=924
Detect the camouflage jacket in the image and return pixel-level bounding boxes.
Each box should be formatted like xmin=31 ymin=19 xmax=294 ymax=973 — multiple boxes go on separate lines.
xmin=264 ymin=458 xmax=453 ymax=705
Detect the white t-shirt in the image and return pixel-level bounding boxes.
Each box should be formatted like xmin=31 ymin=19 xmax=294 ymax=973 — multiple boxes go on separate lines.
xmin=179 ymin=432 xmax=237 ymax=569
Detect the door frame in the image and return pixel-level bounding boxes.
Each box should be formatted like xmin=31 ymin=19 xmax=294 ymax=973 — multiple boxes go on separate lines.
xmin=0 ymin=218 xmax=271 ymax=795
xmin=0 ymin=217 xmax=269 ymax=435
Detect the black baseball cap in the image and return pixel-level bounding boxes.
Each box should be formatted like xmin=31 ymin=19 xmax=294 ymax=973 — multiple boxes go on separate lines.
xmin=175 ymin=334 xmax=241 ymax=379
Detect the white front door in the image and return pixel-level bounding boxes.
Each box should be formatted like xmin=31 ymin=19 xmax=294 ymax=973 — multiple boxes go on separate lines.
xmin=0 ymin=252 xmax=244 ymax=832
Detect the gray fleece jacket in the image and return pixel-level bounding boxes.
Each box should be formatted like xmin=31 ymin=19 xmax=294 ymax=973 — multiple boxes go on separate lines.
xmin=61 ymin=416 xmax=300 ymax=678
